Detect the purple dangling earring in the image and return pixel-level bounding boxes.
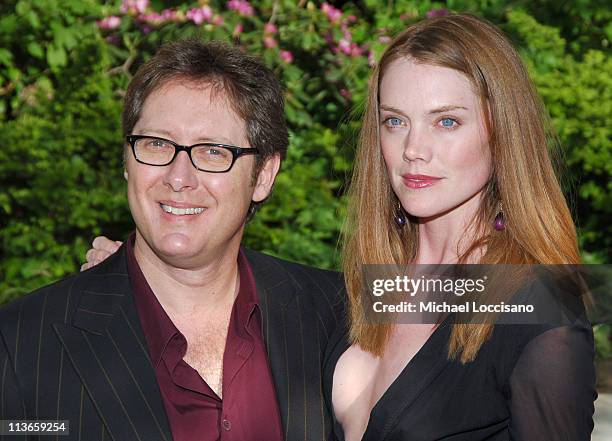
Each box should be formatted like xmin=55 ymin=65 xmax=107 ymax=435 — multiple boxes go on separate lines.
xmin=493 ymin=203 xmax=506 ymax=231
xmin=394 ymin=201 xmax=407 ymax=228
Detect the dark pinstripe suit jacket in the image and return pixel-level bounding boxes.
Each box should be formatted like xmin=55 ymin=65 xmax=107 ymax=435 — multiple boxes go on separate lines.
xmin=0 ymin=245 xmax=346 ymax=441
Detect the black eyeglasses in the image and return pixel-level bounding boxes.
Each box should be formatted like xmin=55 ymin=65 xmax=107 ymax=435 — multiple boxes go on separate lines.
xmin=126 ymin=135 xmax=259 ymax=173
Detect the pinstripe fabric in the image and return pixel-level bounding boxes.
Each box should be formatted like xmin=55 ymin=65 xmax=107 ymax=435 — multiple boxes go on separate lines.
xmin=0 ymin=245 xmax=345 ymax=441
xmin=237 ymin=249 xmax=346 ymax=441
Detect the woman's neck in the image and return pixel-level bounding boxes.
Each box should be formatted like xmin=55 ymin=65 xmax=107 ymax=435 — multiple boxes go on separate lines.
xmin=415 ymin=192 xmax=485 ymax=264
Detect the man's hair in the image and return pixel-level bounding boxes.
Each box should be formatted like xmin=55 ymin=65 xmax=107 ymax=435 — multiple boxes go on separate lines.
xmin=122 ymin=39 xmax=288 ymax=176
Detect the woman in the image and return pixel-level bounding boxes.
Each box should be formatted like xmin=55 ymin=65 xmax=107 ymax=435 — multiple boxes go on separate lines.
xmin=326 ymin=13 xmax=595 ymax=441
xmin=84 ymin=14 xmax=596 ymax=440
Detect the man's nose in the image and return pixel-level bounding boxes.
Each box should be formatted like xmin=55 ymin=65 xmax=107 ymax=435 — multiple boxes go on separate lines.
xmin=163 ymin=151 xmax=199 ymax=191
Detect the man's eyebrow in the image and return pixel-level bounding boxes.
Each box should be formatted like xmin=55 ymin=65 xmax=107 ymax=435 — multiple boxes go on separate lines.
xmin=134 ymin=128 xmax=234 ymax=145
xmin=135 ymin=128 xmax=174 ymax=138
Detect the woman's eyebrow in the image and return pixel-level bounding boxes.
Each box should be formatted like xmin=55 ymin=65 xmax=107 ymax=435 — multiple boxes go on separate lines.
xmin=379 ymin=104 xmax=469 ymax=116
xmin=379 ymin=105 xmax=408 ymax=117
xmin=428 ymin=105 xmax=468 ymax=114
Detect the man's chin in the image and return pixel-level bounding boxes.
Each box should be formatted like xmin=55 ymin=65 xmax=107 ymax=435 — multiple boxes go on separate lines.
xmin=153 ymin=233 xmax=203 ymax=259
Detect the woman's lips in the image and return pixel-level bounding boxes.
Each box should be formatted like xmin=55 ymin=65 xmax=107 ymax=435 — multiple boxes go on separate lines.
xmin=401 ymin=174 xmax=442 ymax=189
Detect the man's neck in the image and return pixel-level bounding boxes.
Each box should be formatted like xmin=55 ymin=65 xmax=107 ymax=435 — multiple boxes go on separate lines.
xmin=133 ymin=234 xmax=241 ymax=318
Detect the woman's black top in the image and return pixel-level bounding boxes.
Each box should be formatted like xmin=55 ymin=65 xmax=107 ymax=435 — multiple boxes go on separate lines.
xmin=323 ymin=317 xmax=596 ymax=441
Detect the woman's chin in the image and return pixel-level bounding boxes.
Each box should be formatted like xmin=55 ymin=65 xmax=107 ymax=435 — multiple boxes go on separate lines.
xmin=402 ymin=205 xmax=449 ymax=221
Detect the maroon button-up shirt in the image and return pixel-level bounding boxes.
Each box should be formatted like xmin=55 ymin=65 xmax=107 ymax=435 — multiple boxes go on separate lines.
xmin=126 ymin=234 xmax=284 ymax=441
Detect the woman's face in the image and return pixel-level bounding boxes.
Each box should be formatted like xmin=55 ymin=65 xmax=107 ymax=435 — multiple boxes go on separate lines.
xmin=379 ymin=58 xmax=492 ymax=222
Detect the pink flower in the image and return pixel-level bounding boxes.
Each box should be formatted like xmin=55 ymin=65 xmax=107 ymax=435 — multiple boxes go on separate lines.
xmin=338 ymin=38 xmax=351 ymax=55
xmin=378 ymin=35 xmax=391 ymax=44
xmin=186 ymin=6 xmax=213 ymax=25
xmin=157 ymin=9 xmax=184 ymax=23
xmin=140 ymin=12 xmax=163 ymax=25
xmin=340 ymin=88 xmax=352 ymax=100
xmin=263 ymin=36 xmax=278 ymax=48
xmin=350 ymin=43 xmax=363 ymax=57
xmin=201 ymin=6 xmax=214 ymax=21
xmin=120 ymin=0 xmax=149 ymax=14
xmin=321 ymin=3 xmax=342 ymax=23
xmin=426 ymin=8 xmax=450 ymax=18
xmin=279 ymin=50 xmax=293 ymax=63
xmin=97 ymin=16 xmax=121 ymax=30
xmin=186 ymin=8 xmax=205 ymax=25
xmin=233 ymin=24 xmax=244 ymax=36
xmin=328 ymin=9 xmax=343 ymax=23
xmin=227 ymin=0 xmax=254 ymax=17
xmin=213 ymin=15 xmax=224 ymax=26
xmin=161 ymin=9 xmax=178 ymax=21
xmin=136 ymin=0 xmax=149 ymax=13
xmin=264 ymin=23 xmax=278 ymax=34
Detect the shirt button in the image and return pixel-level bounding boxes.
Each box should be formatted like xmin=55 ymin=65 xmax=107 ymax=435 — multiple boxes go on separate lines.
xmin=222 ymin=419 xmax=231 ymax=431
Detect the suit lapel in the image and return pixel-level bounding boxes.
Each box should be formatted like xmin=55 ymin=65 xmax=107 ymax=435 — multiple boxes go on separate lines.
xmin=246 ymin=250 xmax=295 ymax=438
xmin=246 ymin=249 xmax=330 ymax=441
xmin=53 ymin=246 xmax=172 ymax=441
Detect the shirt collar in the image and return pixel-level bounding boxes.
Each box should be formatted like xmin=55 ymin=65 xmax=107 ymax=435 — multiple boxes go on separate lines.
xmin=126 ymin=232 xmax=260 ymax=366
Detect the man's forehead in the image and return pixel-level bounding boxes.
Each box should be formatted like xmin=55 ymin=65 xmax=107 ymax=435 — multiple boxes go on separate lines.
xmin=152 ymin=77 xmax=231 ymax=105
xmin=142 ymin=79 xmax=243 ymax=121
xmin=135 ymin=78 xmax=249 ymax=145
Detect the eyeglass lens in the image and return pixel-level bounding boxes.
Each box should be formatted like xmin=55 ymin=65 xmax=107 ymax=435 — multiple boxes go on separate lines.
xmin=134 ymin=137 xmax=234 ymax=172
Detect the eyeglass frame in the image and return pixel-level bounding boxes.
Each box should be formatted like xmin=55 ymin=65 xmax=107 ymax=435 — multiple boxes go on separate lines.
xmin=125 ymin=135 xmax=260 ymax=173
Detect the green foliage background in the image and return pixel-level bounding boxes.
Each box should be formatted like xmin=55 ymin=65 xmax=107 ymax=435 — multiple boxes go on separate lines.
xmin=0 ymin=0 xmax=610 ymax=312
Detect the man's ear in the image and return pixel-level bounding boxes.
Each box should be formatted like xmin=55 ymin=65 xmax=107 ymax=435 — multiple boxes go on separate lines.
xmin=252 ymin=154 xmax=281 ymax=203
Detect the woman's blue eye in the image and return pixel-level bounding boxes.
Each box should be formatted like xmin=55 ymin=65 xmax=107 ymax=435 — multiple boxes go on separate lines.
xmin=385 ymin=117 xmax=403 ymax=126
xmin=440 ymin=118 xmax=457 ymax=128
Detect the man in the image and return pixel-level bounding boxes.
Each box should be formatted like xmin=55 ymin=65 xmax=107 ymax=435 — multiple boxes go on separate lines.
xmin=0 ymin=40 xmax=344 ymax=441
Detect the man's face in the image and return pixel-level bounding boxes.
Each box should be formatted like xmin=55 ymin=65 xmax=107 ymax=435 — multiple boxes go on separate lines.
xmin=125 ymin=80 xmax=279 ymax=268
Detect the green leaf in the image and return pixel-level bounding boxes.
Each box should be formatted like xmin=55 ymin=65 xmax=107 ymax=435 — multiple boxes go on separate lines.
xmin=27 ymin=41 xmax=44 ymax=59
xmin=15 ymin=0 xmax=28 ymax=16
xmin=46 ymin=45 xmax=67 ymax=68
xmin=53 ymin=24 xmax=78 ymax=50
xmin=26 ymin=10 xmax=41 ymax=29
xmin=0 ymin=48 xmax=13 ymax=65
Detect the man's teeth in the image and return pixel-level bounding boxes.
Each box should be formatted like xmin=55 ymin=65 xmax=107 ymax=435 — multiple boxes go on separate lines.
xmin=160 ymin=204 xmax=205 ymax=215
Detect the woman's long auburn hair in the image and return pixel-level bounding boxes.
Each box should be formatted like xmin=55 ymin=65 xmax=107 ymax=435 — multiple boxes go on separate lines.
xmin=342 ymin=14 xmax=581 ymax=363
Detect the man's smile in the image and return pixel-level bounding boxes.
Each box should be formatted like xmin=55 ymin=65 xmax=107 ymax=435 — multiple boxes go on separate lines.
xmin=159 ymin=203 xmax=206 ymax=216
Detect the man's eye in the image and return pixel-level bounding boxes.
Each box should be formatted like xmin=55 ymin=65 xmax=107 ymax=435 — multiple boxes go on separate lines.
xmin=146 ymin=139 xmax=168 ymax=148
xmin=196 ymin=146 xmax=230 ymax=162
